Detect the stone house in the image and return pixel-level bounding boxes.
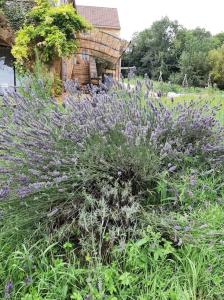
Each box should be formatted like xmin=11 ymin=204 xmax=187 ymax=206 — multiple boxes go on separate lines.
xmin=60 ymin=2 xmax=128 ymax=85
xmin=0 ymin=0 xmax=128 ymax=88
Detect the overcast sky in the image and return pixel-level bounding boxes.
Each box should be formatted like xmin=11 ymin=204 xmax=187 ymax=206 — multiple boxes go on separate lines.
xmin=76 ymin=0 xmax=224 ymax=40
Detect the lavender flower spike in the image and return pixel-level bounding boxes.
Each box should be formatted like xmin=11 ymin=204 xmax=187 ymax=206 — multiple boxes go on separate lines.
xmin=0 ymin=187 xmax=9 ymax=199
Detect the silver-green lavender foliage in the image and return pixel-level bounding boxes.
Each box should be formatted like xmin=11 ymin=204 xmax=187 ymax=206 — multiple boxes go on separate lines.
xmin=0 ymin=80 xmax=223 ymax=253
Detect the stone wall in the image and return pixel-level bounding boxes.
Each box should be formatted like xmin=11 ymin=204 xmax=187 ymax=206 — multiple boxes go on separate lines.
xmin=0 ymin=13 xmax=14 ymax=46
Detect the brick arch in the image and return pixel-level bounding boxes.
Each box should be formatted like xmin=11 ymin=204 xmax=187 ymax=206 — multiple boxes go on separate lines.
xmin=62 ymin=29 xmax=129 ymax=85
xmin=77 ymin=29 xmax=129 ymax=64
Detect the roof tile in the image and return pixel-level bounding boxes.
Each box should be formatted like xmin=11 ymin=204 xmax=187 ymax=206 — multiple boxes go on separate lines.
xmin=77 ymin=5 xmax=121 ymax=29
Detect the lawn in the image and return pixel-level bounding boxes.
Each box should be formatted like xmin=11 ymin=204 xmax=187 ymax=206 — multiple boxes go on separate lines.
xmin=0 ymin=78 xmax=224 ymax=300
xmin=126 ymin=77 xmax=224 ymax=123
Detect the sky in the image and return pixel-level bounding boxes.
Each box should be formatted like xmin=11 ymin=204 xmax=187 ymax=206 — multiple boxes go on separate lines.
xmin=76 ymin=0 xmax=224 ymax=40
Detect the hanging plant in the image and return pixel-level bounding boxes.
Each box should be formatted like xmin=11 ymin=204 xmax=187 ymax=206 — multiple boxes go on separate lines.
xmin=11 ymin=0 xmax=91 ymax=68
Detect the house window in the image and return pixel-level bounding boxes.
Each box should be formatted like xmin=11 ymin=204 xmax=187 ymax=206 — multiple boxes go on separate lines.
xmin=0 ymin=46 xmax=15 ymax=90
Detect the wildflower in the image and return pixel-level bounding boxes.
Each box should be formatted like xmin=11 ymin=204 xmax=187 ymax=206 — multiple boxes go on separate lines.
xmin=184 ymin=226 xmax=191 ymax=232
xmin=174 ymin=225 xmax=182 ymax=231
xmin=29 ymin=182 xmax=45 ymax=191
xmin=188 ymin=191 xmax=193 ymax=198
xmin=4 ymin=280 xmax=13 ymax=299
xmin=16 ymin=187 xmax=32 ymax=199
xmin=85 ymin=254 xmax=91 ymax=262
xmin=0 ymin=187 xmax=9 ymax=199
xmin=54 ymin=176 xmax=68 ymax=184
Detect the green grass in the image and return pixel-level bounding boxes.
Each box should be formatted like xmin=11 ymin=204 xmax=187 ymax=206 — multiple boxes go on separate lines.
xmin=126 ymin=76 xmax=224 ymax=95
xmin=124 ymin=77 xmax=224 ymax=124
xmin=1 ymin=203 xmax=224 ymax=299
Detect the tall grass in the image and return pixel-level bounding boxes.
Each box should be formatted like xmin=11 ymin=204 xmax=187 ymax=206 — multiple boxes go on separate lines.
xmin=1 ymin=216 xmax=224 ymax=299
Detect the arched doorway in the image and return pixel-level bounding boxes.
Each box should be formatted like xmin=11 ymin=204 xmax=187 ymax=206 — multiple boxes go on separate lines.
xmin=62 ymin=29 xmax=129 ymax=85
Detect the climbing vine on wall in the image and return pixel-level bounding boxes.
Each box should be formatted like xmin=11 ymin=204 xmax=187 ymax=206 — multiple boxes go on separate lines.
xmin=11 ymin=0 xmax=91 ymax=68
xmin=0 ymin=0 xmax=4 ymax=8
xmin=1 ymin=0 xmax=34 ymax=30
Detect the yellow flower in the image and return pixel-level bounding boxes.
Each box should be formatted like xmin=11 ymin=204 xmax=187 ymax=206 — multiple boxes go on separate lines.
xmin=85 ymin=254 xmax=91 ymax=262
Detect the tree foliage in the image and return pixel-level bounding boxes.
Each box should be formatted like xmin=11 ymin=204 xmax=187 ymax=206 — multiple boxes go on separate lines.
xmin=209 ymin=45 xmax=224 ymax=88
xmin=1 ymin=0 xmax=34 ymax=30
xmin=123 ymin=17 xmax=182 ymax=81
xmin=11 ymin=0 xmax=91 ymax=67
xmin=123 ymin=17 xmax=224 ymax=87
xmin=178 ymin=28 xmax=215 ymax=86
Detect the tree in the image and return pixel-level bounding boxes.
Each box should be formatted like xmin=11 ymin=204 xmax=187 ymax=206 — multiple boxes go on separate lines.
xmin=123 ymin=19 xmax=223 ymax=87
xmin=213 ymin=32 xmax=224 ymax=47
xmin=178 ymin=28 xmax=215 ymax=86
xmin=209 ymin=45 xmax=224 ymax=88
xmin=123 ymin=17 xmax=183 ymax=80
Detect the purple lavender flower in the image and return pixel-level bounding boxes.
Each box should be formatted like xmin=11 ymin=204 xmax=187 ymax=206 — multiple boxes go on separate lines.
xmin=174 ymin=225 xmax=182 ymax=231
xmin=188 ymin=191 xmax=193 ymax=198
xmin=0 ymin=187 xmax=9 ymax=199
xmin=190 ymin=177 xmax=197 ymax=187
xmin=54 ymin=176 xmax=68 ymax=184
xmin=184 ymin=226 xmax=191 ymax=232
xmin=16 ymin=187 xmax=32 ymax=199
xmin=18 ymin=175 xmax=30 ymax=185
xmin=4 ymin=280 xmax=13 ymax=299
xmin=29 ymin=182 xmax=45 ymax=191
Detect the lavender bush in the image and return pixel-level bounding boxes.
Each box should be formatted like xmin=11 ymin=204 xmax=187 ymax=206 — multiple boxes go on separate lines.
xmin=0 ymin=79 xmax=223 ymax=255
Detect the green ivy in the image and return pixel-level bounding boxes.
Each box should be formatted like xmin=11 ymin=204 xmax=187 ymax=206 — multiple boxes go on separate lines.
xmin=0 ymin=0 xmax=5 ymax=8
xmin=12 ymin=0 xmax=91 ymax=67
xmin=1 ymin=0 xmax=34 ymax=30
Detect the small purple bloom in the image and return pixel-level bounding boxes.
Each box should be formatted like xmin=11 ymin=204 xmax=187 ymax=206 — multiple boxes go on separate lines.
xmin=174 ymin=225 xmax=181 ymax=231
xmin=190 ymin=177 xmax=196 ymax=186
xmin=184 ymin=226 xmax=191 ymax=232
xmin=18 ymin=175 xmax=30 ymax=185
xmin=54 ymin=176 xmax=68 ymax=184
xmin=29 ymin=182 xmax=46 ymax=191
xmin=4 ymin=280 xmax=13 ymax=299
xmin=0 ymin=187 xmax=9 ymax=199
xmin=16 ymin=187 xmax=32 ymax=199
xmin=188 ymin=191 xmax=193 ymax=198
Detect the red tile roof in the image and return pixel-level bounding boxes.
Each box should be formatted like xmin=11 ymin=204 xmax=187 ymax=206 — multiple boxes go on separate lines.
xmin=77 ymin=5 xmax=121 ymax=30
